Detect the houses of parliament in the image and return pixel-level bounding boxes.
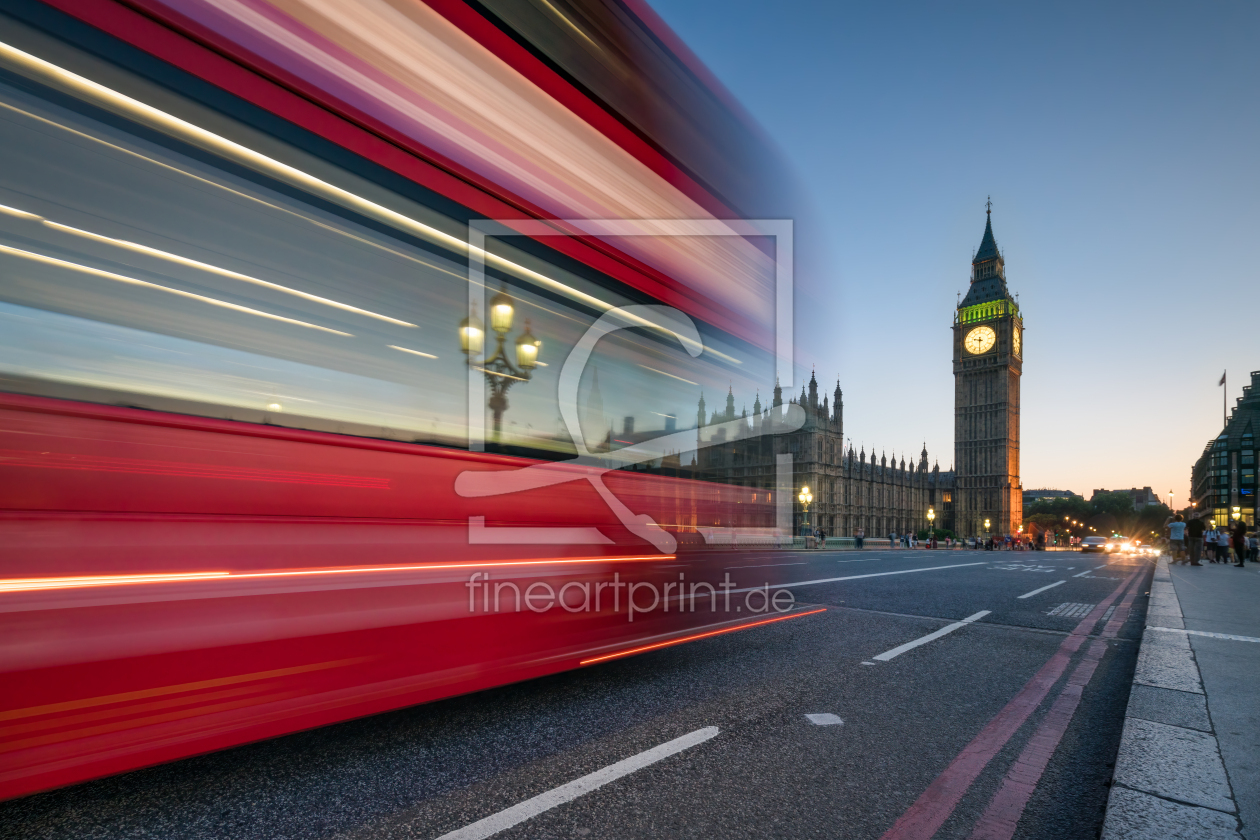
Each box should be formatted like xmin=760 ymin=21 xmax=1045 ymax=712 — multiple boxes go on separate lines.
xmin=693 ymin=208 xmax=1024 ymax=538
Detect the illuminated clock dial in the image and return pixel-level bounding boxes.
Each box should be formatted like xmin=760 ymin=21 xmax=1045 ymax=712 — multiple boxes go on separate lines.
xmin=964 ymin=325 xmax=996 ymax=355
xmin=1013 ymin=327 xmax=1021 ymax=356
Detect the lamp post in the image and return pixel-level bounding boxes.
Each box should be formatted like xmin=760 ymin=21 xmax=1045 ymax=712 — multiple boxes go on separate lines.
xmin=1168 ymin=490 xmax=1174 ymax=511
xmin=927 ymin=506 xmax=936 ymax=543
xmin=460 ymin=284 xmax=540 ymax=445
xmin=799 ymin=485 xmax=813 ymax=537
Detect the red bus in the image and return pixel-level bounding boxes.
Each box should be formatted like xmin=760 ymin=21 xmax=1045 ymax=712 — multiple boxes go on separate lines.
xmin=0 ymin=0 xmax=809 ymax=798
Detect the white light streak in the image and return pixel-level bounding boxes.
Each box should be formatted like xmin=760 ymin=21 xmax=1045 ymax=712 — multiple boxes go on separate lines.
xmin=388 ymin=344 xmax=437 ymax=359
xmin=41 ymin=220 xmax=415 ymax=326
xmin=0 ymin=243 xmax=352 ymax=336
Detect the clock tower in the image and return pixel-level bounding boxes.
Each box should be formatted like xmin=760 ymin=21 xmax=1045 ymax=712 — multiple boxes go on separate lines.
xmin=953 ymin=204 xmax=1023 ymax=537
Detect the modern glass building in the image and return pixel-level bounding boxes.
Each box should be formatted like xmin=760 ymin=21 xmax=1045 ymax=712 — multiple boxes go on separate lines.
xmin=1191 ymin=370 xmax=1259 ymax=527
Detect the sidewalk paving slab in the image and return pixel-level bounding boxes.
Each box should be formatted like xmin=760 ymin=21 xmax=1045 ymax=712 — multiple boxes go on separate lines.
xmin=1101 ymin=555 xmax=1247 ymax=840
xmin=1113 ymin=718 xmax=1235 ymax=812
xmin=1171 ymin=559 xmax=1260 ymax=840
xmin=1104 ymin=788 xmax=1241 ymax=840
xmin=1124 ymin=684 xmax=1212 ymax=732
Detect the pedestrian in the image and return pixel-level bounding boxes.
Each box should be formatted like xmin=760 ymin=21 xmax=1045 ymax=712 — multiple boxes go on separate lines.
xmin=1231 ymin=519 xmax=1248 ymax=567
xmin=889 ymin=532 xmax=896 ymax=549
xmin=1205 ymin=526 xmax=1217 ymax=562
xmin=1249 ymin=530 xmax=1259 ymax=563
xmin=1217 ymin=527 xmax=1231 ymax=565
xmin=856 ymin=527 xmax=864 ymax=549
xmin=1185 ymin=516 xmax=1205 ymax=566
xmin=817 ymin=527 xmax=827 ymax=549
xmin=1167 ymin=514 xmax=1187 ymax=564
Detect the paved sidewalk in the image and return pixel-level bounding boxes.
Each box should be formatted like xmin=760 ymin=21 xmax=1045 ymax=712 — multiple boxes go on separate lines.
xmin=1101 ymin=554 xmax=1260 ymax=839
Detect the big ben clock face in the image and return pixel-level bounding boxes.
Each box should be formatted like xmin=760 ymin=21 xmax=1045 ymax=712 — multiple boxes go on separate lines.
xmin=964 ymin=325 xmax=996 ymax=355
xmin=1013 ymin=327 xmax=1021 ymax=356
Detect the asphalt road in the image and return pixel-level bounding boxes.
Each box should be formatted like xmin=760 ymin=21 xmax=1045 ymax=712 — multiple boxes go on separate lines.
xmin=0 ymin=549 xmax=1152 ymax=840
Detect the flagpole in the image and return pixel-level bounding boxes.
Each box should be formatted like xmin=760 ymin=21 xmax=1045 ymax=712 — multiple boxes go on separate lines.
xmin=1223 ymin=371 xmax=1227 ymax=427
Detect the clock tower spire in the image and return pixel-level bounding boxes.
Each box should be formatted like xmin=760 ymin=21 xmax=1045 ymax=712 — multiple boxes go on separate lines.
xmin=953 ymin=202 xmax=1023 ymax=538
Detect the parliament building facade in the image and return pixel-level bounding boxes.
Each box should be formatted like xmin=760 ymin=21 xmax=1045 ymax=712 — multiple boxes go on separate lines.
xmin=690 ymin=208 xmax=1024 ymax=539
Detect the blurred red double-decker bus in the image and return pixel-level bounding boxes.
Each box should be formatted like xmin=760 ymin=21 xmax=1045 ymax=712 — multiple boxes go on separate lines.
xmin=0 ymin=0 xmax=810 ymax=798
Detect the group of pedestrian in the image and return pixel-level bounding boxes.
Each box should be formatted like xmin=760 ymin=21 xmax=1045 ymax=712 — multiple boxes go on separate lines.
xmin=889 ymin=532 xmax=920 ymax=549
xmin=1167 ymin=513 xmax=1255 ymax=567
xmin=969 ymin=534 xmax=1035 ymax=551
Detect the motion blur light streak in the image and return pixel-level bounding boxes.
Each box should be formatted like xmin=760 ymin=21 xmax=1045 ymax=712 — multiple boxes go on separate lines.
xmin=0 ymin=40 xmax=741 ymax=341
xmin=638 ymin=363 xmax=699 ymax=385
xmin=0 ymin=555 xmax=676 ymax=593
xmin=0 ymin=572 xmax=232 ymax=592
xmin=0 ymin=243 xmax=354 ymax=336
xmin=389 ymin=345 xmax=439 ymax=359
xmin=0 ymin=659 xmax=368 ymax=722
xmin=39 ymin=219 xmax=418 ymax=326
xmin=0 ymin=0 xmax=795 ymax=797
xmin=0 ymin=39 xmax=617 ymax=319
xmin=0 ymin=202 xmax=40 ymax=219
xmin=0 ymin=449 xmax=392 ymax=487
xmin=0 ymin=691 xmax=306 ymax=755
xmin=0 ymin=98 xmax=466 ymax=281
xmin=579 ymin=608 xmax=828 ymax=665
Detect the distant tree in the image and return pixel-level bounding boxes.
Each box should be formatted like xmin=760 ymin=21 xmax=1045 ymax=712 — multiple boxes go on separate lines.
xmin=1024 ymin=492 xmax=1170 ymax=539
xmin=1025 ymin=496 xmax=1091 ymax=521
xmin=1091 ymin=491 xmax=1138 ymax=521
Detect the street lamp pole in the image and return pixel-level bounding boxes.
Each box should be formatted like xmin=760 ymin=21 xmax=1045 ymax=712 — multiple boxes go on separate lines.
xmin=927 ymin=506 xmax=935 ymax=545
xmin=798 ymin=485 xmax=813 ymax=538
xmin=460 ymin=284 xmax=540 ymax=445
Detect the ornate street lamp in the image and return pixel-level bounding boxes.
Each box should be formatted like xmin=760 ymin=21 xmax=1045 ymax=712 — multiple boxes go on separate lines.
xmin=1232 ymin=506 xmax=1242 ymax=521
xmin=927 ymin=506 xmax=935 ymax=539
xmin=460 ymin=284 xmax=541 ymax=445
xmin=799 ymin=485 xmax=813 ymax=535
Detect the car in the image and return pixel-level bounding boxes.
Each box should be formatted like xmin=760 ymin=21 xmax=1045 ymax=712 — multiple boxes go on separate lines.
xmin=1081 ymin=536 xmax=1108 ymax=553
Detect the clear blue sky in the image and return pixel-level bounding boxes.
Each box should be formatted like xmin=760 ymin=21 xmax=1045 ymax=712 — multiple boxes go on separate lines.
xmin=653 ymin=0 xmax=1259 ymax=502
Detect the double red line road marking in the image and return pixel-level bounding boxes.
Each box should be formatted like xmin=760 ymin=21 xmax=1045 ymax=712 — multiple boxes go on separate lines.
xmin=880 ymin=564 xmax=1148 ymax=840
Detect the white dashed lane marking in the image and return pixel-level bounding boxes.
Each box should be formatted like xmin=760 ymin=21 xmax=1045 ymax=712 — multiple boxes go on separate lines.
xmin=434 ymin=727 xmax=719 ymax=840
xmin=1073 ymin=565 xmax=1110 ymax=577
xmin=1018 ymin=580 xmax=1066 ymax=599
xmin=871 ymin=610 xmax=991 ymax=662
